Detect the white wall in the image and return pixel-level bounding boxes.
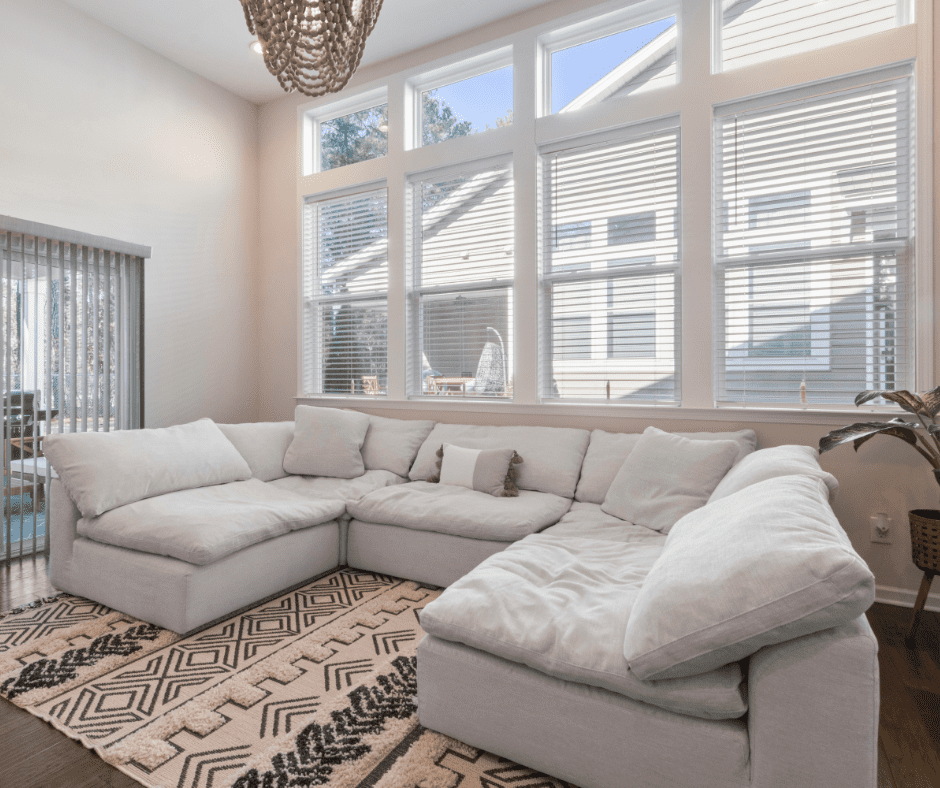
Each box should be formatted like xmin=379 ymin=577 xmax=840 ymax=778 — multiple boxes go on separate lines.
xmin=257 ymin=0 xmax=940 ymax=609
xmin=0 ymin=0 xmax=260 ymax=427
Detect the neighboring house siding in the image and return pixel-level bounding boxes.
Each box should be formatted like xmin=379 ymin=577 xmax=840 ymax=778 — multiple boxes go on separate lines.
xmin=722 ymin=0 xmax=897 ymax=71
xmin=610 ymin=50 xmax=677 ymax=100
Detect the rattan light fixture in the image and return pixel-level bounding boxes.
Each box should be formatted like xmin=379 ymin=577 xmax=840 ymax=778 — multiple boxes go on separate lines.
xmin=240 ymin=0 xmax=384 ymax=98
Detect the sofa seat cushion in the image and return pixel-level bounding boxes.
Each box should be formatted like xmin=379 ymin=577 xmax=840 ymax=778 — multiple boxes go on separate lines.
xmin=419 ymin=532 xmax=746 ymax=720
xmin=267 ymin=470 xmax=405 ymax=505
xmin=544 ymin=502 xmax=668 ymax=544
xmin=347 ymin=482 xmax=572 ymax=541
xmin=77 ymin=479 xmax=345 ymax=566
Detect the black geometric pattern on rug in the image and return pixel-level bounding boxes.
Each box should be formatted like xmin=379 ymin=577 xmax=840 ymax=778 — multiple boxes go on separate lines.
xmin=0 ymin=622 xmax=162 ymax=700
xmin=176 ymin=745 xmax=254 ymax=788
xmin=323 ymin=658 xmax=375 ymax=691
xmin=82 ymin=646 xmax=231 ymax=718
xmin=232 ymin=655 xmax=417 ymax=788
xmin=0 ymin=595 xmax=111 ymax=652
xmin=371 ymin=629 xmax=416 ymax=655
xmin=436 ymin=744 xmax=581 ymax=788
xmin=258 ymin=696 xmax=321 ymax=739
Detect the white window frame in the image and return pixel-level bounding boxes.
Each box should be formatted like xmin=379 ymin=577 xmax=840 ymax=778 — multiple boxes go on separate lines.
xmin=538 ymin=0 xmax=679 ymax=117
xmin=407 ymin=48 xmax=513 ymax=151
xmin=301 ymin=181 xmax=389 ymax=398
xmin=302 ymin=86 xmax=388 ymax=176
xmin=293 ymin=0 xmax=933 ymax=423
xmin=406 ymin=155 xmax=515 ymax=399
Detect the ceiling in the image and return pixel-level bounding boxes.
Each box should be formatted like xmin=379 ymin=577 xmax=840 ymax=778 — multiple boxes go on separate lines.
xmin=60 ymin=0 xmax=556 ymax=105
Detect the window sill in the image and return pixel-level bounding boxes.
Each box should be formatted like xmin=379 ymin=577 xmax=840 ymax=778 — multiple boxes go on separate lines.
xmin=295 ymin=395 xmax=900 ymax=427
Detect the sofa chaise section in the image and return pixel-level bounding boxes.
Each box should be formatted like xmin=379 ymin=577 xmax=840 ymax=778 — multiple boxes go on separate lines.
xmin=50 ymin=478 xmax=342 ymax=633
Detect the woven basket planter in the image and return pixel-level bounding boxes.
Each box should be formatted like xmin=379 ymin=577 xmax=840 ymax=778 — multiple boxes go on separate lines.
xmin=909 ymin=509 xmax=940 ymax=573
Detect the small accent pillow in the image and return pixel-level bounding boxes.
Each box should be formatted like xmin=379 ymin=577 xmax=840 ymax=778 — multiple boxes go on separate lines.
xmin=427 ymin=443 xmax=522 ymax=497
xmin=283 ymin=405 xmax=370 ymax=479
xmin=601 ymin=427 xmax=740 ymax=533
xmin=623 ymin=475 xmax=875 ymax=681
xmin=43 ymin=418 xmax=252 ymax=518
xmin=708 ymin=444 xmax=839 ymax=504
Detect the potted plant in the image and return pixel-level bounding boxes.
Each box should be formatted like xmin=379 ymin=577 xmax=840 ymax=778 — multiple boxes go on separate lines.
xmin=819 ymin=387 xmax=940 ymax=638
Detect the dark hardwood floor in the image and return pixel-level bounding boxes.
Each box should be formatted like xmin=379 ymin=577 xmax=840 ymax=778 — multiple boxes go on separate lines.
xmin=1 ymin=557 xmax=938 ymax=788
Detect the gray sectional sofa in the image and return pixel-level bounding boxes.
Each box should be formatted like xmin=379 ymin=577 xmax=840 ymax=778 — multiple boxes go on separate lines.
xmin=45 ymin=407 xmax=879 ymax=788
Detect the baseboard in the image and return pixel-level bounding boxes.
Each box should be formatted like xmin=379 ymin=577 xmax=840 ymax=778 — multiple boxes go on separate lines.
xmin=875 ymin=584 xmax=940 ymax=613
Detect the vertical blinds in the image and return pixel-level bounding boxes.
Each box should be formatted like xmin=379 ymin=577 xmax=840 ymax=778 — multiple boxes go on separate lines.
xmin=0 ymin=226 xmax=144 ymax=564
xmin=714 ymin=69 xmax=914 ymax=405
xmin=303 ymin=188 xmax=388 ymax=396
xmin=408 ymin=163 xmax=514 ymax=398
xmin=539 ymin=127 xmax=679 ymax=403
xmin=721 ymin=0 xmax=901 ymax=72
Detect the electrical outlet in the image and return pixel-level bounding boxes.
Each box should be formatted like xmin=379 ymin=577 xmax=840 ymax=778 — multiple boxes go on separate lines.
xmin=870 ymin=513 xmax=892 ymax=544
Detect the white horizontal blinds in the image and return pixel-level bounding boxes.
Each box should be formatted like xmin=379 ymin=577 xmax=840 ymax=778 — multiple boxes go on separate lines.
xmin=540 ymin=128 xmax=680 ymax=403
xmin=409 ymin=163 xmax=514 ymax=398
xmin=303 ymin=188 xmax=388 ymax=396
xmin=715 ymin=70 xmax=914 ymax=405
xmin=0 ymin=231 xmax=143 ymax=564
xmin=721 ymin=0 xmax=902 ymax=72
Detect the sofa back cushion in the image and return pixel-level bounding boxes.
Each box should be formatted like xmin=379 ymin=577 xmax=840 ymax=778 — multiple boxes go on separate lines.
xmin=43 ymin=418 xmax=252 ymax=518
xmin=283 ymin=405 xmax=370 ymax=478
xmin=601 ymin=427 xmax=741 ymax=533
xmin=622 ymin=475 xmax=875 ymax=681
xmin=708 ymin=444 xmax=838 ymax=503
xmin=361 ymin=414 xmax=435 ymax=477
xmin=410 ymin=423 xmax=590 ymax=498
xmin=575 ymin=427 xmax=758 ymax=504
xmin=217 ymin=422 xmax=294 ymax=482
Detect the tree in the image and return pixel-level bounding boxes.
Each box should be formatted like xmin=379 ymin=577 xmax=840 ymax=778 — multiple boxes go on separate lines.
xmin=421 ymin=90 xmax=473 ymax=146
xmin=320 ymin=105 xmax=388 ymax=170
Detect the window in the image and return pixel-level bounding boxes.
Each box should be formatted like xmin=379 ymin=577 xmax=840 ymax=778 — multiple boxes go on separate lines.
xmin=319 ymin=103 xmax=388 ymax=171
xmin=420 ymin=66 xmax=513 ymax=147
xmin=295 ymin=1 xmax=926 ymax=416
xmin=549 ymin=14 xmax=677 ymax=113
xmin=715 ymin=67 xmax=914 ymax=405
xmin=409 ymin=162 xmax=514 ymax=397
xmin=302 ymin=188 xmax=388 ymax=395
xmin=540 ymin=126 xmax=680 ymax=403
xmin=719 ymin=0 xmax=908 ymax=72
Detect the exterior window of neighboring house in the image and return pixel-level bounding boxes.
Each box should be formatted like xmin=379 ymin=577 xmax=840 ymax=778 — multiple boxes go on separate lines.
xmin=715 ymin=66 xmax=914 ymax=405
xmin=302 ymin=188 xmax=388 ymax=396
xmin=554 ymin=315 xmax=592 ymax=360
xmin=540 ymin=126 xmax=679 ymax=403
xmin=419 ymin=65 xmax=513 ymax=147
xmin=719 ymin=0 xmax=907 ymax=72
xmin=547 ymin=12 xmax=677 ymax=114
xmin=319 ymin=103 xmax=388 ymax=171
xmin=408 ymin=162 xmax=514 ymax=398
xmin=608 ymin=212 xmax=657 ymax=245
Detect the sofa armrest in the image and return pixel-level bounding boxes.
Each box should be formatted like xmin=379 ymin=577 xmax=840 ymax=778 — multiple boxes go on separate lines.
xmin=49 ymin=478 xmax=81 ymax=588
xmin=748 ymin=615 xmax=879 ymax=788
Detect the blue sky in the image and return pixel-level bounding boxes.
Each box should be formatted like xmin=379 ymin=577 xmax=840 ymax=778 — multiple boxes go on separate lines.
xmin=428 ymin=16 xmax=677 ymax=130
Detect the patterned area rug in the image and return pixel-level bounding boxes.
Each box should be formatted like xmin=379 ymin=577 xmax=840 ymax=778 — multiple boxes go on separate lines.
xmin=0 ymin=568 xmax=577 ymax=788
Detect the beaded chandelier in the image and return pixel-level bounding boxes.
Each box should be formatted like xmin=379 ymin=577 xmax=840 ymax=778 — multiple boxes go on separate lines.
xmin=240 ymin=0 xmax=384 ymax=98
